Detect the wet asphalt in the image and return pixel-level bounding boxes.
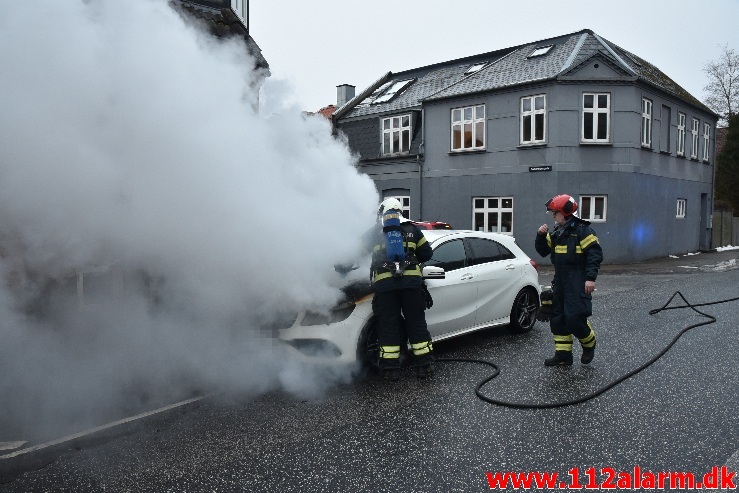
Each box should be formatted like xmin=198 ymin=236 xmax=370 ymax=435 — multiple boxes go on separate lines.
xmin=1 ymin=250 xmax=738 ymax=492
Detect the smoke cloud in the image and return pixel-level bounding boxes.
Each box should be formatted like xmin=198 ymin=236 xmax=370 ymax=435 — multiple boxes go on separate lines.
xmin=0 ymin=0 xmax=378 ymax=440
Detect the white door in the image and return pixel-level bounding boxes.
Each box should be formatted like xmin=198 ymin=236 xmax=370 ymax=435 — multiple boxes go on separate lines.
xmin=465 ymin=238 xmax=520 ymax=327
xmin=423 ymin=239 xmax=478 ymax=338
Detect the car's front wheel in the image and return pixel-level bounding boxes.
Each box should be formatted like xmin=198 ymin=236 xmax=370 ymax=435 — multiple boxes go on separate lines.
xmin=357 ymin=318 xmax=381 ymax=371
xmin=510 ymin=288 xmax=539 ymax=333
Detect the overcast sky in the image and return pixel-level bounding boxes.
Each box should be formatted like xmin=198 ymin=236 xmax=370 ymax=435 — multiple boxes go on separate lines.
xmin=250 ymin=0 xmax=739 ymax=113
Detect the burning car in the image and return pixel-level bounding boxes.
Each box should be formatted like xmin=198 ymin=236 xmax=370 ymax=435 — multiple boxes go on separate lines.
xmin=279 ymin=230 xmax=541 ymax=368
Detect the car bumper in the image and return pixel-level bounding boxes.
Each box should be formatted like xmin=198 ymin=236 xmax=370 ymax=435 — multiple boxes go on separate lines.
xmin=278 ymin=300 xmax=372 ymax=365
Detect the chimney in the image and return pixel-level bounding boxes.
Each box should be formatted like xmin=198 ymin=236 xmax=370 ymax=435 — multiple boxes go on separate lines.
xmin=336 ymin=84 xmax=355 ymax=108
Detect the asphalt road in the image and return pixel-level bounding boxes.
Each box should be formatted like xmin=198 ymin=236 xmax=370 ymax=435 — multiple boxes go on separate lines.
xmin=2 ymin=250 xmax=738 ymax=492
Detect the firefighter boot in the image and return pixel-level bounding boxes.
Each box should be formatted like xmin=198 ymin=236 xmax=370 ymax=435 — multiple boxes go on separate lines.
xmin=544 ymin=350 xmax=573 ymax=366
xmin=411 ymin=341 xmax=434 ymax=379
xmin=579 ymin=324 xmax=596 ymax=364
xmin=416 ymin=363 xmax=433 ymax=379
xmin=380 ymin=345 xmax=402 ymax=382
xmin=382 ymin=368 xmax=400 ymax=382
xmin=546 ymin=334 xmax=573 ymax=366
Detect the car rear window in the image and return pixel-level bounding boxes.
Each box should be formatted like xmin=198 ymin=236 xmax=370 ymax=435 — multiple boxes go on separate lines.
xmin=467 ymin=238 xmax=515 ymax=264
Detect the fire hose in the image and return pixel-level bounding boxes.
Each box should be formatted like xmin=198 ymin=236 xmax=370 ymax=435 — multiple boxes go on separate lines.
xmin=435 ymin=291 xmax=739 ymax=408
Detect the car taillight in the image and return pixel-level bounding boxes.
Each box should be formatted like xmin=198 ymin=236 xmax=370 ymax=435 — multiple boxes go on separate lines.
xmin=530 ymin=259 xmax=538 ymax=271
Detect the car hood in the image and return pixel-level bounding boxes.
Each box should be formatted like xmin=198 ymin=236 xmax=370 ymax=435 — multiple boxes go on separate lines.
xmin=340 ymin=280 xmax=374 ymax=304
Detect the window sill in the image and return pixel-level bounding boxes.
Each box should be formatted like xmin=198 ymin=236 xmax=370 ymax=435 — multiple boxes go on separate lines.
xmin=517 ymin=143 xmax=547 ymax=149
xmin=579 ymin=142 xmax=612 ymax=146
xmin=659 ymin=151 xmax=671 ymax=155
xmin=359 ymin=153 xmax=417 ymax=164
xmin=641 ymin=145 xmax=652 ymax=150
xmin=448 ymin=149 xmax=487 ymax=156
xmin=676 ymin=154 xmax=686 ymax=159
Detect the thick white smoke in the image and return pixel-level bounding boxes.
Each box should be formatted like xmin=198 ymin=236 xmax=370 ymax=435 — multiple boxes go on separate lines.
xmin=0 ymin=0 xmax=378 ymax=440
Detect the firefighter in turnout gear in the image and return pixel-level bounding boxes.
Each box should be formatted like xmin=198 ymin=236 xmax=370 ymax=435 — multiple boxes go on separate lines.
xmin=371 ymin=198 xmax=434 ymax=381
xmin=535 ymin=194 xmax=603 ymax=366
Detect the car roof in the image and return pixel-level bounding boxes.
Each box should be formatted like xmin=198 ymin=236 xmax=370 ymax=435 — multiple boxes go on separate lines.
xmin=421 ymin=229 xmax=515 ymax=243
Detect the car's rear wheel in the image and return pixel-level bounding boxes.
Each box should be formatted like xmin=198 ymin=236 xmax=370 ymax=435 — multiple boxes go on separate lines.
xmin=357 ymin=318 xmax=381 ymax=371
xmin=510 ymin=288 xmax=539 ymax=333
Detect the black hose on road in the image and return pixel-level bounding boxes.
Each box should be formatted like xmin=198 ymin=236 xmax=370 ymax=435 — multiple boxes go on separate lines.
xmin=435 ymin=291 xmax=739 ymax=408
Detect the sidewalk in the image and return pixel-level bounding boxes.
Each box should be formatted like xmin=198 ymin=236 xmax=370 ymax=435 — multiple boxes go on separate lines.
xmin=536 ymin=247 xmax=739 ymax=276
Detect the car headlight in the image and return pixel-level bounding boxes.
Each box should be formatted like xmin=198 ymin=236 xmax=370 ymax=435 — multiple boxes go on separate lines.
xmin=300 ymin=302 xmax=356 ymax=326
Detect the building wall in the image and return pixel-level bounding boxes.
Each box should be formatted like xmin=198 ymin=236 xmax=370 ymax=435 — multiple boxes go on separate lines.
xmin=338 ymin=80 xmax=716 ymax=263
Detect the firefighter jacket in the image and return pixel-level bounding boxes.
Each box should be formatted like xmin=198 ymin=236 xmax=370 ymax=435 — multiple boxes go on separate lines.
xmin=371 ymin=222 xmax=433 ymax=293
xmin=535 ymin=216 xmax=602 ymax=286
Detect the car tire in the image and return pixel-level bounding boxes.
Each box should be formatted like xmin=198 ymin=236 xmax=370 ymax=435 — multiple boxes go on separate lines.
xmin=357 ymin=318 xmax=381 ymax=371
xmin=510 ymin=288 xmax=539 ymax=333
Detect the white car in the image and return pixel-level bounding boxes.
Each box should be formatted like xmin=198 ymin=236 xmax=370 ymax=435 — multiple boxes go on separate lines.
xmin=279 ymin=230 xmax=541 ymax=368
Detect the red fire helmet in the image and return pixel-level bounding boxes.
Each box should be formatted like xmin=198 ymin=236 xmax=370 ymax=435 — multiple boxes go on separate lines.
xmin=545 ymin=194 xmax=578 ymax=215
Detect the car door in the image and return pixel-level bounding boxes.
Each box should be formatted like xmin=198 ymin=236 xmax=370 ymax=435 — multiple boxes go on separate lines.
xmin=422 ymin=238 xmax=478 ymax=338
xmin=465 ymin=237 xmax=521 ymax=327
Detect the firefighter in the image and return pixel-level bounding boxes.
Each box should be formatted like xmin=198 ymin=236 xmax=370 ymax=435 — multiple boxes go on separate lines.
xmin=371 ymin=198 xmax=434 ymax=381
xmin=535 ymin=194 xmax=603 ymax=366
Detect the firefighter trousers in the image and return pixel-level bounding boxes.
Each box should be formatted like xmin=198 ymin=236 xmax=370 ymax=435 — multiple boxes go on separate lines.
xmin=373 ymin=288 xmax=433 ymax=369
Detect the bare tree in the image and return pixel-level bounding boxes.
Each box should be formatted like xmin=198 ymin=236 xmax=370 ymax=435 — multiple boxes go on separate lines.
xmin=703 ymin=45 xmax=739 ymax=127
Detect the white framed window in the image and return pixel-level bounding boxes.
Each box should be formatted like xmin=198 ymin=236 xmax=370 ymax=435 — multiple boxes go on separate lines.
xmin=641 ymin=98 xmax=652 ymax=147
xmin=703 ymin=123 xmax=711 ymax=162
xmin=579 ymin=195 xmax=607 ymax=222
xmin=381 ymin=114 xmax=411 ymax=155
xmin=582 ymin=93 xmax=610 ymax=143
xmin=677 ymin=112 xmax=686 ymax=156
xmin=472 ymin=197 xmax=513 ymax=234
xmin=231 ymin=0 xmax=246 ymax=21
xmin=520 ymin=95 xmax=546 ymax=144
xmin=373 ymin=79 xmax=413 ymax=104
xmin=384 ymin=195 xmax=410 ymax=218
xmin=691 ymin=118 xmax=700 ymax=159
xmin=676 ymin=198 xmax=686 ymax=218
xmin=451 ymin=104 xmax=485 ymax=151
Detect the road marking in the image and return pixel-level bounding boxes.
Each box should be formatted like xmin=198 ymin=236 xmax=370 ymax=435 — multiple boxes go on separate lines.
xmin=0 ymin=442 xmax=27 ymax=451
xmin=0 ymin=396 xmax=205 ymax=460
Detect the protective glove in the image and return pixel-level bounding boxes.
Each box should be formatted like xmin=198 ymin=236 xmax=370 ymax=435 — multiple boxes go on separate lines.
xmin=422 ymin=282 xmax=433 ymax=309
xmin=536 ymin=287 xmax=553 ymax=322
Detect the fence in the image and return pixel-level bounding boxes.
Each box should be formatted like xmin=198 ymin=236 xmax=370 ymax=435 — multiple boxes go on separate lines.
xmin=712 ymin=210 xmax=739 ymax=248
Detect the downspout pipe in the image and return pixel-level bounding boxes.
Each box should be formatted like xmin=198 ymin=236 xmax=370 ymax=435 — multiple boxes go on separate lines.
xmin=418 ymin=109 xmax=425 ymax=221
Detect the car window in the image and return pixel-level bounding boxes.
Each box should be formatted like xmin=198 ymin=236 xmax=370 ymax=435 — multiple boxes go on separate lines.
xmin=466 ymin=238 xmax=515 ymax=265
xmin=425 ymin=239 xmax=467 ymax=271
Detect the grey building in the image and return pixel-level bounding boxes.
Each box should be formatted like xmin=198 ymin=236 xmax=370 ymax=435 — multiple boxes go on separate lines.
xmin=333 ymin=29 xmax=718 ymax=263
xmin=171 ymin=1 xmax=270 ymax=94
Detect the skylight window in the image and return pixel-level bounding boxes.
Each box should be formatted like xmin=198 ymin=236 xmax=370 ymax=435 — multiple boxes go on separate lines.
xmin=464 ymin=62 xmax=487 ymax=75
xmin=528 ymin=45 xmax=553 ymax=58
xmin=372 ymin=79 xmax=414 ymax=104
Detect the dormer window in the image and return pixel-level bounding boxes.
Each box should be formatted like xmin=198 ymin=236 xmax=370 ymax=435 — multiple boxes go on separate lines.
xmin=372 ymin=79 xmax=414 ymax=104
xmin=464 ymin=62 xmax=487 ymax=75
xmin=528 ymin=45 xmax=553 ymax=58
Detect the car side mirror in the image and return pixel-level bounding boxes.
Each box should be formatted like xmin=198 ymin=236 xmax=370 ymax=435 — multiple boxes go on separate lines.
xmin=422 ymin=265 xmax=445 ymax=279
